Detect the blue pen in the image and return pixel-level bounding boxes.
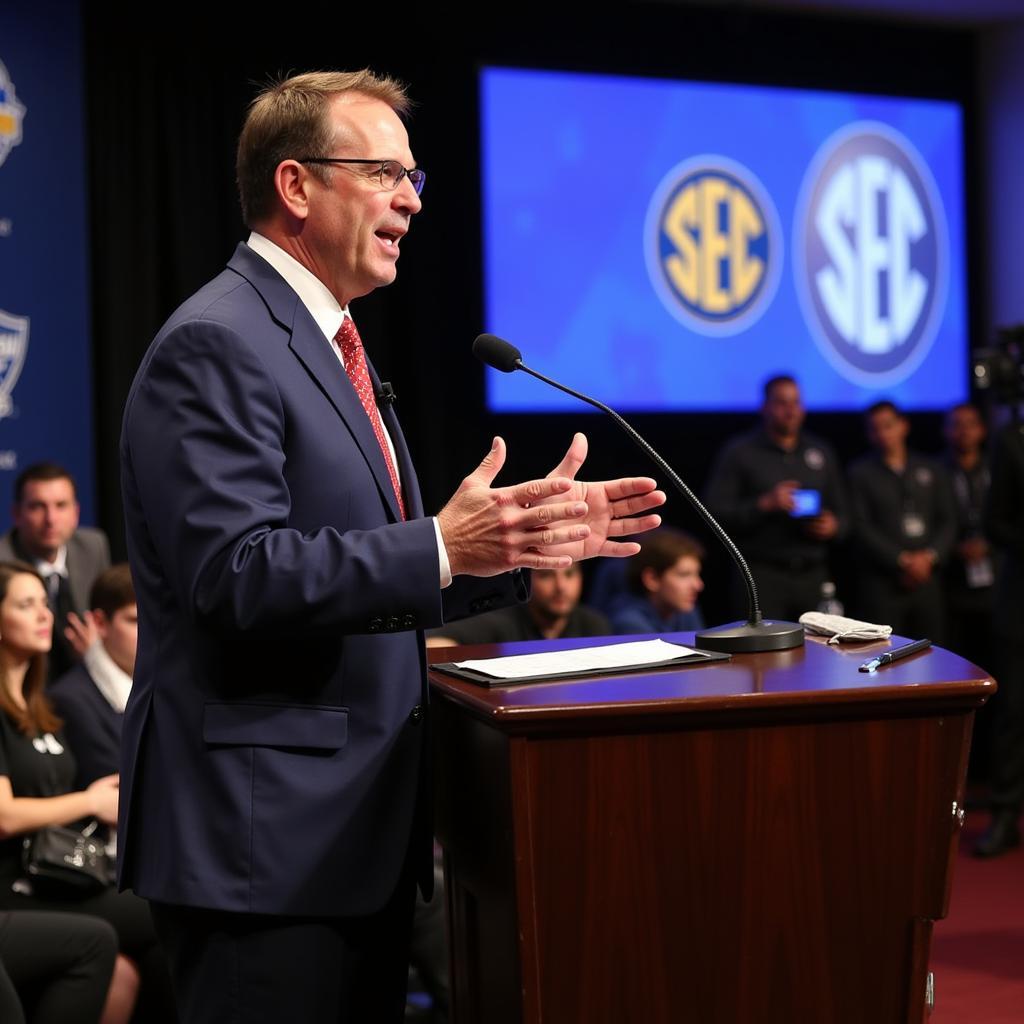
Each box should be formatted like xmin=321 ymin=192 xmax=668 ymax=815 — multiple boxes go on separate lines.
xmin=859 ymin=638 xmax=932 ymax=672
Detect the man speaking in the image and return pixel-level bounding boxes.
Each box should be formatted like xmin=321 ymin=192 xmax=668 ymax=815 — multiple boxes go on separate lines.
xmin=119 ymin=70 xmax=664 ymax=1023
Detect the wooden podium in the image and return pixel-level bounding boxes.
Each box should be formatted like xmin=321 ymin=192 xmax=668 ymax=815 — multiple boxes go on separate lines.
xmin=428 ymin=634 xmax=994 ymax=1024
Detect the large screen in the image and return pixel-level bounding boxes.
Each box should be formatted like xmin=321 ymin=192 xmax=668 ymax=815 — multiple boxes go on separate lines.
xmin=480 ymin=68 xmax=967 ymax=412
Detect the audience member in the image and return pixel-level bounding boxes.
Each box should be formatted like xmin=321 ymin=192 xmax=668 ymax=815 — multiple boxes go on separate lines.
xmin=427 ymin=565 xmax=609 ymax=645
xmin=848 ymin=401 xmax=955 ymax=639
xmin=0 ymin=911 xmax=116 ymax=1024
xmin=704 ymin=376 xmax=848 ymax=620
xmin=942 ymin=403 xmax=996 ymax=666
xmin=0 ymin=464 xmax=111 ymax=681
xmin=975 ymin=419 xmax=1024 ymax=857
xmin=50 ymin=565 xmax=135 ymax=788
xmin=610 ymin=528 xmax=705 ymax=634
xmin=0 ymin=561 xmax=174 ymax=1022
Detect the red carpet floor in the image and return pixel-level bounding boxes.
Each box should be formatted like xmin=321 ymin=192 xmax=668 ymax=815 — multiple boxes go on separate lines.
xmin=929 ymin=811 xmax=1024 ymax=1023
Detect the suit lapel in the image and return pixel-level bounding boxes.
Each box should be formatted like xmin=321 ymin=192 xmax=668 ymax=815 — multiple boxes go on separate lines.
xmin=227 ymin=244 xmax=404 ymax=524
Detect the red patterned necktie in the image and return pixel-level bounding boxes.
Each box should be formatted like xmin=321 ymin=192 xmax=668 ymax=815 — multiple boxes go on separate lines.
xmin=335 ymin=317 xmax=406 ymax=520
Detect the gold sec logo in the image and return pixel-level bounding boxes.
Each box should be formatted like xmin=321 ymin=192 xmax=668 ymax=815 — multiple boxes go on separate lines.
xmin=0 ymin=60 xmax=25 ymax=168
xmin=645 ymin=156 xmax=783 ymax=336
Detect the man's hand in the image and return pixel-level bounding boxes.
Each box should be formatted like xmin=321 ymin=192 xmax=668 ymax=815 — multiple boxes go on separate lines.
xmin=536 ymin=432 xmax=665 ymax=560
xmin=65 ymin=610 xmax=99 ymax=658
xmin=958 ymin=537 xmax=989 ymax=563
xmin=437 ymin=437 xmax=594 ymax=577
xmin=899 ymin=549 xmax=935 ymax=588
xmin=757 ymin=480 xmax=799 ymax=514
xmin=805 ymin=509 xmax=839 ymax=541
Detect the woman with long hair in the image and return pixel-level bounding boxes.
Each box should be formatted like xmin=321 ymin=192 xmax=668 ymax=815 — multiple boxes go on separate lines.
xmin=0 ymin=560 xmax=174 ymax=1023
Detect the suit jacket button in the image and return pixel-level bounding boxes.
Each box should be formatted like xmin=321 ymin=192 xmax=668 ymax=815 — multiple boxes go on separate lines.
xmin=386 ymin=616 xmax=400 ymax=632
xmin=409 ymin=705 xmax=423 ymax=724
xmin=403 ymin=614 xmax=415 ymax=628
xmin=368 ymin=618 xmax=382 ymax=633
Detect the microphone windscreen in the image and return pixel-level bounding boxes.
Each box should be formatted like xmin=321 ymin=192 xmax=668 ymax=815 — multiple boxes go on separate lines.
xmin=473 ymin=333 xmax=522 ymax=373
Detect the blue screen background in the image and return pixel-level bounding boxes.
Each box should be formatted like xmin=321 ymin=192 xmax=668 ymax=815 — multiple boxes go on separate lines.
xmin=480 ymin=68 xmax=967 ymax=412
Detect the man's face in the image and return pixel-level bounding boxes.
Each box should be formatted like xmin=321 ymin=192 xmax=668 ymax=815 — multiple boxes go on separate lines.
xmin=867 ymin=408 xmax=908 ymax=456
xmin=945 ymin=406 xmax=985 ymax=454
xmin=96 ymin=602 xmax=138 ymax=678
xmin=529 ymin=566 xmax=583 ymax=619
xmin=12 ymin=478 xmax=80 ymax=561
xmin=762 ymin=381 xmax=805 ymax=438
xmin=300 ymin=95 xmax=422 ymax=306
xmin=645 ymin=555 xmax=704 ymax=613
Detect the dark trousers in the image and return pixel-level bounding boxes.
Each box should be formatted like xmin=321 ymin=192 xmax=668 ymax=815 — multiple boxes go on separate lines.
xmin=744 ymin=561 xmax=828 ymax=622
xmin=0 ymin=910 xmax=117 ymax=1024
xmin=855 ymin=575 xmax=944 ymax=641
xmin=150 ymin=862 xmax=418 ymax=1024
xmin=0 ymin=879 xmax=175 ymax=1023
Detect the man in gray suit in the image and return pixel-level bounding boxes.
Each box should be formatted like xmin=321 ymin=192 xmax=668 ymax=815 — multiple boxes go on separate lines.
xmin=0 ymin=462 xmax=110 ymax=678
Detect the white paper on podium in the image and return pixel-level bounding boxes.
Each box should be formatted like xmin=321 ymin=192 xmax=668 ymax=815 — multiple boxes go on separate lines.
xmin=454 ymin=638 xmax=702 ymax=680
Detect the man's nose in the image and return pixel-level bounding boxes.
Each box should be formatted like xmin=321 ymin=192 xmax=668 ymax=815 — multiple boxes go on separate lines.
xmin=394 ymin=177 xmax=422 ymax=216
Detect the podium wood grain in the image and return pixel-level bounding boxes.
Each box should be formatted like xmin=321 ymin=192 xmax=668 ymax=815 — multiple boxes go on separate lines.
xmin=430 ymin=634 xmax=992 ymax=1024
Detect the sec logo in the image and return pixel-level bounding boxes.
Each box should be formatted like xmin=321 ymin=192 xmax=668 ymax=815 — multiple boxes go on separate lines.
xmin=645 ymin=156 xmax=782 ymax=336
xmin=0 ymin=309 xmax=29 ymax=419
xmin=794 ymin=122 xmax=948 ymax=387
xmin=0 ymin=60 xmax=25 ymax=168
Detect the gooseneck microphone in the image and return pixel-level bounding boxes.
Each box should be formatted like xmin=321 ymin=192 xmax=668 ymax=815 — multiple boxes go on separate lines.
xmin=472 ymin=333 xmax=804 ymax=653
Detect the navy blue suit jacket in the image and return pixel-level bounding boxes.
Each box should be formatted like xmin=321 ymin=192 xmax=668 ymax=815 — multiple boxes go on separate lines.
xmin=119 ymin=243 xmax=522 ymax=916
xmin=49 ymin=662 xmax=122 ymax=788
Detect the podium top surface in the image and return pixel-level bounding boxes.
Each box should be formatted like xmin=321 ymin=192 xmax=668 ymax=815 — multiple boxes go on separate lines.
xmin=427 ymin=633 xmax=994 ymax=727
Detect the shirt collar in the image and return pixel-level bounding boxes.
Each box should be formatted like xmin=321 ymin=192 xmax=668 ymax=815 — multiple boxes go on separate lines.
xmin=82 ymin=640 xmax=133 ymax=713
xmin=34 ymin=545 xmax=68 ymax=579
xmin=247 ymin=231 xmax=350 ymax=343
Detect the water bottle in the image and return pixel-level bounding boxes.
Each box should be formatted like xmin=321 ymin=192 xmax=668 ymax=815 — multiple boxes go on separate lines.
xmin=817 ymin=581 xmax=844 ymax=616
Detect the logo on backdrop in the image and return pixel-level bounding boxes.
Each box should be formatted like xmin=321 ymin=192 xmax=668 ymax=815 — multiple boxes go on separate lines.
xmin=0 ymin=310 xmax=30 ymax=419
xmin=0 ymin=60 xmax=26 ymax=168
xmin=646 ymin=156 xmax=783 ymax=337
xmin=794 ymin=122 xmax=949 ymax=388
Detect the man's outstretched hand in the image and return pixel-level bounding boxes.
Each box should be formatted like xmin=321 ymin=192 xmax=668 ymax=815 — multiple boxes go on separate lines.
xmin=538 ymin=432 xmax=665 ymax=560
xmin=437 ymin=434 xmax=665 ymax=578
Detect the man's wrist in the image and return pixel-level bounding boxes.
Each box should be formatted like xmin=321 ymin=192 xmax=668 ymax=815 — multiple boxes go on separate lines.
xmin=432 ymin=517 xmax=452 ymax=589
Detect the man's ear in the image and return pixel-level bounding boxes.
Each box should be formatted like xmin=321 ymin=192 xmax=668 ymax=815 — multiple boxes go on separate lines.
xmin=640 ymin=566 xmax=660 ymax=596
xmin=92 ymin=608 xmax=110 ymax=642
xmin=274 ymin=160 xmax=313 ymax=222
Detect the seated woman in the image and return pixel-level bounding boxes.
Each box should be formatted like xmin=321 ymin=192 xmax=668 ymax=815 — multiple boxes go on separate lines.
xmin=610 ymin=529 xmax=706 ymax=635
xmin=0 ymin=561 xmax=174 ymax=1024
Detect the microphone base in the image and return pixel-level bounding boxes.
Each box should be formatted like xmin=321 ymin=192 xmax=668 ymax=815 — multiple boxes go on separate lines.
xmin=695 ymin=619 xmax=805 ymax=654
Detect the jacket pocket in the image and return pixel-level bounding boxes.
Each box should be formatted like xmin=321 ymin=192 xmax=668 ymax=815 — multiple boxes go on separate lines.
xmin=202 ymin=702 xmax=349 ymax=750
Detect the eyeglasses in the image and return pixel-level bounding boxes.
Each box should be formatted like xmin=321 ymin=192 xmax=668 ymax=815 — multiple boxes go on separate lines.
xmin=299 ymin=157 xmax=426 ymax=195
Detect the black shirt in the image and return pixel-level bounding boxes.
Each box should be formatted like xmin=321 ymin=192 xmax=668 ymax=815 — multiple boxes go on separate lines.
xmin=944 ymin=452 xmax=994 ymax=596
xmin=429 ymin=604 xmax=611 ymax=644
xmin=0 ymin=713 xmax=77 ymax=881
xmin=704 ymin=428 xmax=848 ymax=566
xmin=848 ymin=451 xmax=956 ymax=574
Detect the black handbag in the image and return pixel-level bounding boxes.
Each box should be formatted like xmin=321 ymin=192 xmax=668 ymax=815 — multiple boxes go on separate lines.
xmin=21 ymin=821 xmax=113 ymax=898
